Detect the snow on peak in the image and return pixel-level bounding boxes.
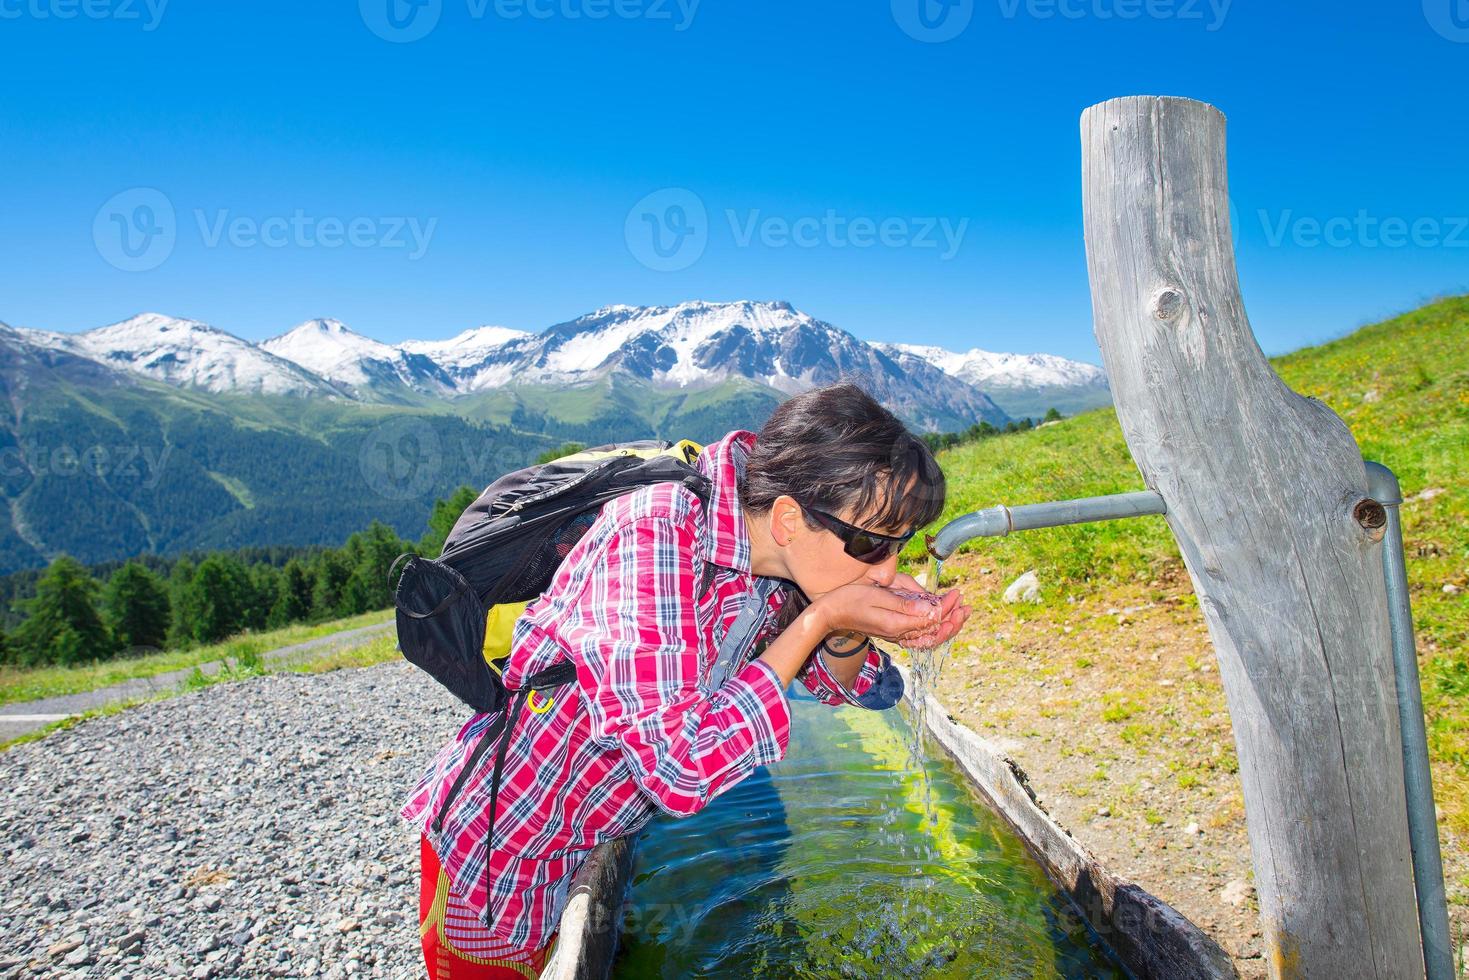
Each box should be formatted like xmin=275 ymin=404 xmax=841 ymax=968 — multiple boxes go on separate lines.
xmin=881 ymin=341 xmax=1107 ymax=391
xmin=74 ymin=313 xmax=335 ymax=396
xmin=401 ymin=325 xmax=529 ymax=371
xmin=260 ymin=318 xmax=407 ymax=387
xmin=530 ymin=300 xmax=816 ymax=386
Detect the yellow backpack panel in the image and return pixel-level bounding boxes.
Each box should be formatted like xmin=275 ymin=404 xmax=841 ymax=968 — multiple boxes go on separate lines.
xmin=480 ymin=438 xmax=704 ymax=671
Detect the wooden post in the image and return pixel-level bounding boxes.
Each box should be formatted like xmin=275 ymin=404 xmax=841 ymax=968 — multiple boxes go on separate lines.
xmin=1080 ymin=96 xmax=1422 ymax=979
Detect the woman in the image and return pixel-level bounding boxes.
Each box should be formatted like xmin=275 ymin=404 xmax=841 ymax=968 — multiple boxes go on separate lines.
xmin=400 ymin=382 xmax=971 ymax=978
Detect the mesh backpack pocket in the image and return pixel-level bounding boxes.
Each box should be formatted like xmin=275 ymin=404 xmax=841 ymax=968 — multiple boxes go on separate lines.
xmin=392 ymin=555 xmax=502 ymax=714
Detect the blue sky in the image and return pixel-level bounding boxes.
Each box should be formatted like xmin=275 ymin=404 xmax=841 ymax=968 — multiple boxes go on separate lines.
xmin=2 ymin=0 xmax=1465 ymax=364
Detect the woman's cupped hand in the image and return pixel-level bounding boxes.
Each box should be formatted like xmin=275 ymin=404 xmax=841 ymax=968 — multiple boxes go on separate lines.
xmin=810 ymin=577 xmax=971 ymax=649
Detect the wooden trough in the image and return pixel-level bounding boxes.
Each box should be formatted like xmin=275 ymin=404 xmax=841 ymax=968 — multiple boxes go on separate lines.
xmin=537 ymin=835 xmax=637 ymax=980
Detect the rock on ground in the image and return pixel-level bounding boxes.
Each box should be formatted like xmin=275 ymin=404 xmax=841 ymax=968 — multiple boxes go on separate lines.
xmin=0 ymin=661 xmax=469 ymax=980
xmin=1002 ymin=570 xmax=1042 ymax=605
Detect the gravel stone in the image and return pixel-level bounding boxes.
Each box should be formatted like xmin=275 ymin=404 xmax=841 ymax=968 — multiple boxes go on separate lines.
xmin=0 ymin=662 xmax=470 ymax=979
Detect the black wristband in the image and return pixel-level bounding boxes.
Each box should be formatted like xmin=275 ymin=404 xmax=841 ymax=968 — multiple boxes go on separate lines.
xmin=820 ymin=637 xmax=868 ymax=659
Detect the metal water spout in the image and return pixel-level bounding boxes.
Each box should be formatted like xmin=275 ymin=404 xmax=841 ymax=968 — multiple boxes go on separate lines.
xmin=925 ymin=488 xmax=1167 ymax=560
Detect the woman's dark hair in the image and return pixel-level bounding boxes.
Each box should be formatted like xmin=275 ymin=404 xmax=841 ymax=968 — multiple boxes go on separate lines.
xmin=741 ymin=382 xmax=946 ymax=535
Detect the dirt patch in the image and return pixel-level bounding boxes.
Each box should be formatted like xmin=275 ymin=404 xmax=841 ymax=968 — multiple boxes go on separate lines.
xmin=915 ymin=552 xmax=1465 ymax=978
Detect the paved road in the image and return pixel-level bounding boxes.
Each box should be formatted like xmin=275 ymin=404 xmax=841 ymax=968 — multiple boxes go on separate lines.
xmin=0 ymin=620 xmax=395 ymax=742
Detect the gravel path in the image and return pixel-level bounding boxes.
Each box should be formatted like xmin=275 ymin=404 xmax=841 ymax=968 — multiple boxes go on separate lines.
xmin=0 ymin=659 xmax=467 ymax=979
xmin=0 ymin=621 xmax=395 ymax=742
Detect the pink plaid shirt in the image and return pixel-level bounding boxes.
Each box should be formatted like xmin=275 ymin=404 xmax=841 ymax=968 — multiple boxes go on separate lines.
xmin=399 ymin=430 xmax=904 ymax=950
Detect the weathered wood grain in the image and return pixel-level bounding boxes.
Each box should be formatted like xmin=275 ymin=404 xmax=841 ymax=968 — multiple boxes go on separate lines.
xmin=1080 ymin=95 xmax=1421 ymax=978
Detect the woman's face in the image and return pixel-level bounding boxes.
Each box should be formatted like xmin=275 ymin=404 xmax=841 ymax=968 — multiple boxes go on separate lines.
xmin=768 ymin=492 xmax=910 ymax=600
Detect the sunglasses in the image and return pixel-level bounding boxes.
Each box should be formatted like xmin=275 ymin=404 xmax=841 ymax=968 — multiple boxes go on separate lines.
xmin=798 ymin=501 xmax=917 ymax=564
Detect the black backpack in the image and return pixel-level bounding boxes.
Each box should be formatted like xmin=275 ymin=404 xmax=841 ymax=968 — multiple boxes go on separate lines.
xmin=389 ymin=439 xmax=710 ymax=715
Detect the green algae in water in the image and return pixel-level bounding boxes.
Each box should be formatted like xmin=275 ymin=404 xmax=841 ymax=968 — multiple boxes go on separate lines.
xmin=612 ymin=685 xmax=1124 ymax=978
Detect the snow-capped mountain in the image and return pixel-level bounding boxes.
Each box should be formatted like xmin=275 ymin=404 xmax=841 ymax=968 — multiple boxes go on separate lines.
xmin=21 ymin=313 xmax=340 ymax=397
xmin=444 ymin=300 xmax=1008 ymax=429
xmin=879 ymin=341 xmax=1111 ymax=420
xmin=400 ymin=325 xmax=529 ymax=374
xmin=11 ymin=302 xmax=1121 ymax=431
xmin=262 ymin=318 xmax=458 ymax=394
xmin=0 ymin=320 xmax=139 ymax=395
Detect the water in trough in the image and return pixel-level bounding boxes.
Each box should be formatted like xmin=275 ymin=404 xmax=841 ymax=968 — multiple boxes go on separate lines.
xmin=612 ymin=562 xmax=1124 ymax=978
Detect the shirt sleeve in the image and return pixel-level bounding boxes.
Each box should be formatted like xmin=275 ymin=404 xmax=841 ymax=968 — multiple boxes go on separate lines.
xmin=558 ymin=515 xmax=791 ymax=818
xmin=797 ymin=640 xmax=906 ymax=711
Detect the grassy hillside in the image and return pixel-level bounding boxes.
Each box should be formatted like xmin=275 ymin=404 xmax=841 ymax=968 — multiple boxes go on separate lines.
xmin=910 ymin=293 xmax=1468 ymax=840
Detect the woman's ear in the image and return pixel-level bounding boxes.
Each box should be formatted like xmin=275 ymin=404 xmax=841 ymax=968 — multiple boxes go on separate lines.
xmin=769 ymin=495 xmax=802 ymax=547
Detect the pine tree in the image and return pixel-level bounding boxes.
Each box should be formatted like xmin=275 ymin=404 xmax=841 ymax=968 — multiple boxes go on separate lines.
xmin=1043 ymin=406 xmax=1063 ymax=423
xmin=12 ymin=555 xmax=116 ymax=666
xmin=534 ymin=442 xmax=585 ymax=465
xmin=312 ymin=550 xmax=352 ymax=621
xmin=166 ymin=557 xmax=197 ymax=647
xmin=176 ymin=556 xmax=252 ymax=645
xmin=103 ymin=561 xmax=171 ymax=652
xmin=244 ymin=563 xmax=279 ymax=632
xmin=418 ymin=485 xmax=478 ymax=558
xmin=269 ymin=559 xmax=314 ymax=627
xmin=340 ymin=521 xmax=408 ymax=615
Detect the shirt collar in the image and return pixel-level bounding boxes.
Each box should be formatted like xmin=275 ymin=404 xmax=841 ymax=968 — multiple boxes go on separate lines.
xmin=695 ymin=429 xmax=758 ymax=574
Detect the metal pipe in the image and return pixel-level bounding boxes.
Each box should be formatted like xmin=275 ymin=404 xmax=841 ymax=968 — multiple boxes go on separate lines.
xmin=927 ymin=489 xmax=1167 ymax=559
xmin=1366 ymin=460 xmax=1454 ymax=980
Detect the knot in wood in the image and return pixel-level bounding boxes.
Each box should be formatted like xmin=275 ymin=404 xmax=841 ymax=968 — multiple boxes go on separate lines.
xmin=1353 ymin=497 xmax=1387 ymax=535
xmin=1152 ymin=288 xmax=1184 ymax=322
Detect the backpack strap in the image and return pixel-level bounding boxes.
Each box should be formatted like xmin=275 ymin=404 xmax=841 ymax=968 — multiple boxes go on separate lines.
xmin=705 ymin=576 xmax=782 ymax=694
